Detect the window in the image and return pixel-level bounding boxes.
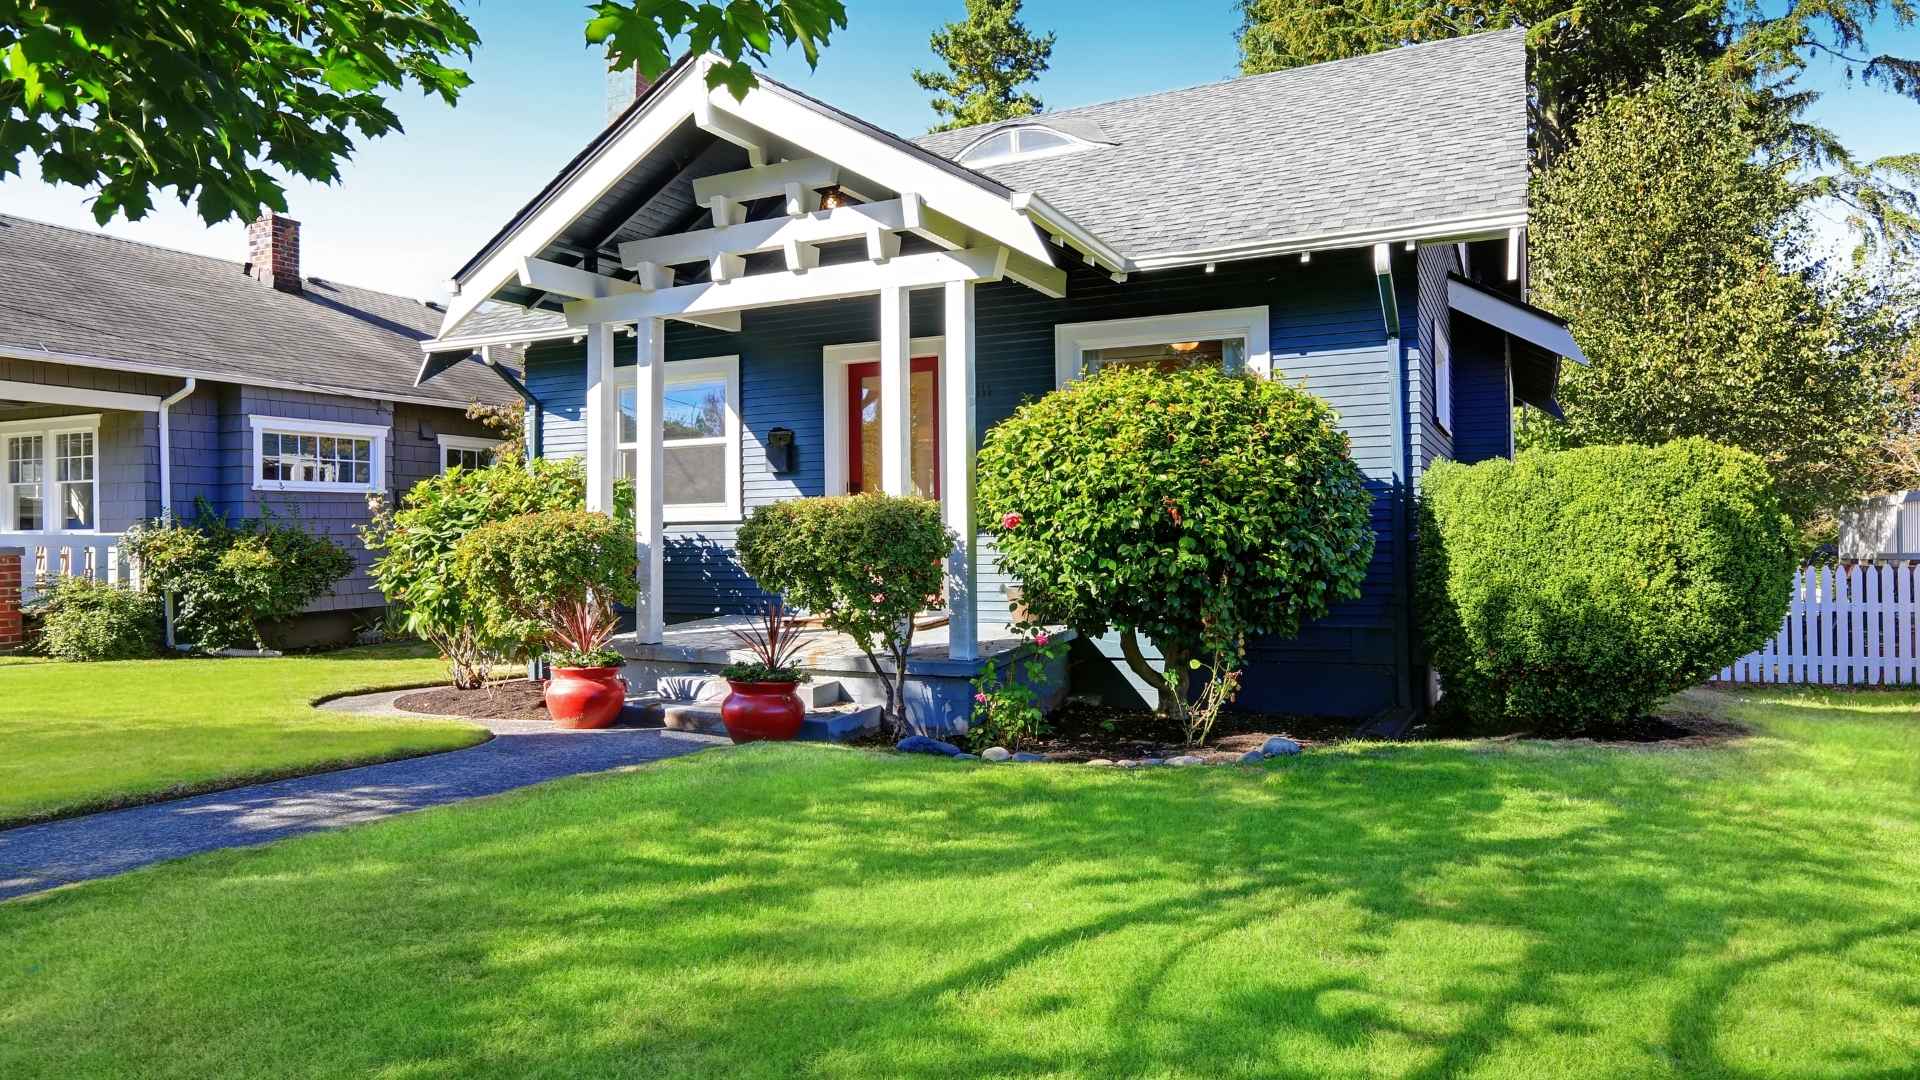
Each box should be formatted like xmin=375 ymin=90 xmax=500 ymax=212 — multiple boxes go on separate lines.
xmin=618 ymin=355 xmax=741 ymax=522
xmin=955 ymin=124 xmax=1093 ymax=167
xmin=1432 ymin=320 xmax=1453 ymax=433
xmin=249 ymin=416 xmax=388 ymax=493
xmin=1053 ymin=307 xmax=1272 ymax=388
xmin=438 ymin=434 xmax=501 ymax=473
xmin=1 ymin=416 xmax=98 ymax=532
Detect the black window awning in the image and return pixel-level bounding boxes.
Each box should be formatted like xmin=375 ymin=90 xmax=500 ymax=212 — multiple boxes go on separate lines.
xmin=1447 ymin=273 xmax=1586 ymax=419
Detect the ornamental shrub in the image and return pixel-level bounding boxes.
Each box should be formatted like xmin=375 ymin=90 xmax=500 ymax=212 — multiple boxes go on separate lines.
xmin=452 ymin=509 xmax=635 ymax=662
xmin=1416 ymin=438 xmax=1797 ymax=734
xmin=975 ymin=364 xmax=1375 ymax=720
xmin=26 ymin=576 xmax=162 ymax=661
xmin=736 ymin=493 xmax=953 ymax=735
xmin=362 ymin=457 xmax=634 ymax=688
xmin=125 ymin=505 xmax=353 ymax=650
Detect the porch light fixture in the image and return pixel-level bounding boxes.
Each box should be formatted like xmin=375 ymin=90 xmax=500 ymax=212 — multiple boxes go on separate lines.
xmin=818 ymin=185 xmax=851 ymax=211
xmin=1169 ymin=341 xmax=1200 ymax=353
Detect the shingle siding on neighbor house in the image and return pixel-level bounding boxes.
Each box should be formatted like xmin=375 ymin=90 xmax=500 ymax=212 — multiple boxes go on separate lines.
xmin=522 ymin=249 xmax=1431 ymax=715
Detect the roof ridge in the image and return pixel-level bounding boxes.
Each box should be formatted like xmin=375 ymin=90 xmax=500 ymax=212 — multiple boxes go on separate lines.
xmin=915 ymin=27 xmax=1525 ymax=144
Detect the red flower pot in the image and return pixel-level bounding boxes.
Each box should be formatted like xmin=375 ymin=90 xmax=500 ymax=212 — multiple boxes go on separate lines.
xmin=720 ymin=680 xmax=805 ymax=742
xmin=545 ymin=666 xmax=627 ymax=729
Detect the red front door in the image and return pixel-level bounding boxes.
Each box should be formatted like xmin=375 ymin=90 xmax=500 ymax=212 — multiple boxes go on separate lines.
xmin=847 ymin=356 xmax=941 ymax=498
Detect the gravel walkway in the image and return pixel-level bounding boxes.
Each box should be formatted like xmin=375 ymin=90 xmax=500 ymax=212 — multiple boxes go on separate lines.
xmin=0 ymin=691 xmax=728 ymax=901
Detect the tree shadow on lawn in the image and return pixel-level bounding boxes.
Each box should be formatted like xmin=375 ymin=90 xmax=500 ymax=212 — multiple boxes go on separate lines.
xmin=5 ymin=734 xmax=1918 ymax=1079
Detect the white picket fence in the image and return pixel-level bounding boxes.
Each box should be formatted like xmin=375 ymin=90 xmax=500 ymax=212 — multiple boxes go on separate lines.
xmin=1720 ymin=562 xmax=1920 ymax=685
xmin=0 ymin=532 xmax=138 ymax=605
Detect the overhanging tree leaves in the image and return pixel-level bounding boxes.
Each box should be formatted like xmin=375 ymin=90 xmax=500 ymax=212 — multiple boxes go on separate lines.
xmin=588 ymin=0 xmax=847 ymax=101
xmin=911 ymin=0 xmax=1055 ymax=133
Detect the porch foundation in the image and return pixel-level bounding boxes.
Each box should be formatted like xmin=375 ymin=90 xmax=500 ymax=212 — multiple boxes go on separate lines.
xmin=0 ymin=548 xmax=22 ymax=651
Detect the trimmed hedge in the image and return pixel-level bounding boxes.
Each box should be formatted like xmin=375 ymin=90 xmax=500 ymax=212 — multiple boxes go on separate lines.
xmin=125 ymin=506 xmax=352 ymax=650
xmin=1416 ymin=438 xmax=1797 ymax=732
xmin=452 ymin=509 xmax=635 ymax=657
xmin=27 ymin=576 xmax=163 ymax=661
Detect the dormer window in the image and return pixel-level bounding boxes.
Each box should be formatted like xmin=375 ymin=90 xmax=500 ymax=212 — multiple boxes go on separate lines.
xmin=956 ymin=124 xmax=1092 ymax=167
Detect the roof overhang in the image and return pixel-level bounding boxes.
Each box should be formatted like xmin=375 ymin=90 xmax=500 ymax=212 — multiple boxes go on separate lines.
xmin=1446 ymin=272 xmax=1585 ymax=418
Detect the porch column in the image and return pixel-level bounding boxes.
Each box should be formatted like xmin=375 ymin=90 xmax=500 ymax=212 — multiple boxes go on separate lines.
xmin=582 ymin=320 xmax=619 ymax=513
xmin=878 ymin=284 xmax=912 ymax=496
xmin=632 ymin=318 xmax=666 ymax=644
xmin=942 ymin=279 xmax=980 ymax=660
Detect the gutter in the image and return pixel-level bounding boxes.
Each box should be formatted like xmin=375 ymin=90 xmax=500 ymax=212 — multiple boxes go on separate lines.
xmin=157 ymin=377 xmax=197 ymax=650
xmin=0 ymin=344 xmax=497 ymax=412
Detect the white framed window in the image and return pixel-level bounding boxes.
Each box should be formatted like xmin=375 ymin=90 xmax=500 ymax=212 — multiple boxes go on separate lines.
xmin=619 ymin=355 xmax=741 ymax=523
xmin=955 ymin=124 xmax=1095 ymax=168
xmin=1432 ymin=320 xmax=1453 ymax=434
xmin=1 ymin=415 xmax=100 ymax=532
xmin=438 ymin=434 xmax=502 ymax=473
xmin=1053 ymin=307 xmax=1272 ymax=388
xmin=249 ymin=415 xmax=388 ymax=494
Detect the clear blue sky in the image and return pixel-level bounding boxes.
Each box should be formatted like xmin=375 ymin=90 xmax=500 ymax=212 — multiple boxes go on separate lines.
xmin=1 ymin=1 xmax=1913 ymax=301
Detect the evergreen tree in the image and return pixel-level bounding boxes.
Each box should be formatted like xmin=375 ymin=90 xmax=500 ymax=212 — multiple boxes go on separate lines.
xmin=912 ymin=0 xmax=1056 ymax=133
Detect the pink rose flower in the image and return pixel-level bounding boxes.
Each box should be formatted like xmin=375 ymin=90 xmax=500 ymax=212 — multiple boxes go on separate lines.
xmin=1033 ymin=631 xmax=1050 ymax=646
xmin=1001 ymin=511 xmax=1023 ymax=530
xmin=973 ymin=692 xmax=988 ymax=704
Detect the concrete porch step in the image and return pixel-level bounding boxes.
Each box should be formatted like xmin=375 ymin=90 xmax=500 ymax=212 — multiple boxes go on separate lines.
xmin=655 ymin=697 xmax=882 ymax=743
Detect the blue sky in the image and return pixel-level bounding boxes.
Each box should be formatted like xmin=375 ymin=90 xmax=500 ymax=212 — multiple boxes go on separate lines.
xmin=1 ymin=1 xmax=1913 ymax=301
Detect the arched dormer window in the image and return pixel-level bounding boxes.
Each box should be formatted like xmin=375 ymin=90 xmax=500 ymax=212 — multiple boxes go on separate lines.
xmin=955 ymin=124 xmax=1093 ymax=167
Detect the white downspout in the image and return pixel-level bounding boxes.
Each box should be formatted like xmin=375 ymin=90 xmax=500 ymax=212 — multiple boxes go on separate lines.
xmin=157 ymin=378 xmax=196 ymax=649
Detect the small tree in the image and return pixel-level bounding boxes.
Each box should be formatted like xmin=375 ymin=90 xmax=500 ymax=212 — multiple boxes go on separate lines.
xmin=911 ymin=0 xmax=1055 ymax=132
xmin=736 ymin=494 xmax=953 ymax=737
xmin=452 ymin=510 xmax=635 ymax=667
xmin=976 ymin=365 xmax=1376 ymax=724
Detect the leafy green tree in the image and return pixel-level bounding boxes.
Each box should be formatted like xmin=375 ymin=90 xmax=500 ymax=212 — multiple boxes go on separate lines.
xmin=1 ymin=0 xmax=844 ymax=226
xmin=974 ymin=366 xmax=1375 ymax=724
xmin=1526 ymin=63 xmax=1900 ymax=528
xmin=911 ymin=0 xmax=1055 ymax=132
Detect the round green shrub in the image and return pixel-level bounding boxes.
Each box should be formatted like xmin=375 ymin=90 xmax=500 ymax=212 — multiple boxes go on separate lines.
xmin=125 ymin=505 xmax=352 ymax=650
xmin=1416 ymin=438 xmax=1797 ymax=733
xmin=974 ymin=364 xmax=1376 ymax=714
xmin=27 ymin=576 xmax=163 ymax=661
xmin=452 ymin=509 xmax=635 ymax=656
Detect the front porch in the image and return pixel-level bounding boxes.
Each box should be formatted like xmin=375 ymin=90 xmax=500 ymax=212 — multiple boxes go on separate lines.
xmin=617 ymin=614 xmax=1073 ymax=738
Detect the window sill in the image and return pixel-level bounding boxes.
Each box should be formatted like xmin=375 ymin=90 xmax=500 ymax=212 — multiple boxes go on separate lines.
xmin=253 ymin=481 xmax=380 ymax=495
xmin=664 ymin=505 xmax=742 ymax=526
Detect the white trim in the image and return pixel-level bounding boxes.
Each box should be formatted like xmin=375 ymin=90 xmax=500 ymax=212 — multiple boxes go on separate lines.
xmin=0 ymin=345 xmax=497 ymax=412
xmin=0 ymin=378 xmax=161 ymax=413
xmin=1432 ymin=321 xmax=1453 ymax=435
xmin=1052 ymin=306 xmax=1272 ymax=388
xmin=1122 ymin=210 xmax=1531 ymax=273
xmin=955 ymin=124 xmax=1097 ymax=168
xmin=1446 ymin=276 xmax=1586 ymax=363
xmin=437 ymin=433 xmax=502 ymax=473
xmin=821 ymin=335 xmax=945 ymax=498
xmin=1 ymin=414 xmax=102 ymax=534
xmin=248 ymin=414 xmax=389 ymax=494
xmin=619 ymin=354 xmax=742 ymax=523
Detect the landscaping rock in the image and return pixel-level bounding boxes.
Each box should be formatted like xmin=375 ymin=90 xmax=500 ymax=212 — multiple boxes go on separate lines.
xmin=1261 ymin=736 xmax=1303 ymax=757
xmin=1167 ymin=755 xmax=1205 ymax=766
xmin=1140 ymin=757 xmax=1165 ymax=766
xmin=1011 ymin=752 xmax=1046 ymax=762
xmin=1115 ymin=759 xmax=1140 ymax=768
xmin=981 ymin=746 xmax=1012 ymax=762
xmin=896 ymin=735 xmax=965 ymax=757
xmin=1087 ymin=758 xmax=1114 ymax=767
xmin=1239 ymin=750 xmax=1266 ymax=764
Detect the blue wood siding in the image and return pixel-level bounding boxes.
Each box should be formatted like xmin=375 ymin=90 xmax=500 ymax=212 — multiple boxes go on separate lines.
xmin=1448 ymin=316 xmax=1514 ymax=465
xmin=523 ymin=249 xmax=1426 ymax=715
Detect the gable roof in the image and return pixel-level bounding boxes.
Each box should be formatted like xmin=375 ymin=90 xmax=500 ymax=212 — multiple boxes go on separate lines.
xmin=0 ymin=214 xmax=512 ymax=408
xmin=914 ymin=29 xmax=1529 ymax=266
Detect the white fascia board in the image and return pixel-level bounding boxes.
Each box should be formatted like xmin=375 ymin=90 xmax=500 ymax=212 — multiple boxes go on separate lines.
xmin=710 ymin=85 xmax=1057 ymax=268
xmin=0 ymin=377 xmax=160 ymax=412
xmin=563 ymin=247 xmax=1010 ymax=326
xmin=1446 ymin=276 xmax=1587 ymax=364
xmin=0 ymin=345 xmax=488 ymax=411
xmin=436 ymin=63 xmax=712 ymax=337
xmin=421 ymin=326 xmax=580 ymax=353
xmin=517 ymin=257 xmax=644 ymax=301
xmin=1010 ymin=191 xmax=1130 ymax=276
xmin=1127 ymin=209 xmax=1530 ymax=272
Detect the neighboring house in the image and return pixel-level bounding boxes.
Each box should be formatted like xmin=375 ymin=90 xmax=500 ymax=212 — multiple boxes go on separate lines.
xmin=0 ymin=213 xmax=519 ymax=644
xmin=1840 ymin=492 xmax=1920 ymax=561
xmin=417 ymin=29 xmax=1584 ymax=721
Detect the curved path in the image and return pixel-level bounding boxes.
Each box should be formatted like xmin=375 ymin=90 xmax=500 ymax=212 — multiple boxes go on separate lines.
xmin=0 ymin=692 xmax=728 ymax=902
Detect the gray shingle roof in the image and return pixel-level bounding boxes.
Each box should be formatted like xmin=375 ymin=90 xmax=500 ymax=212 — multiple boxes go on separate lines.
xmin=914 ymin=29 xmax=1529 ymax=262
xmin=0 ymin=214 xmax=513 ymax=407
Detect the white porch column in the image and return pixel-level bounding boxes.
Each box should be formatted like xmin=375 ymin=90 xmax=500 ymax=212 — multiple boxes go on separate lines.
xmin=942 ymin=279 xmax=980 ymax=660
xmin=632 ymin=318 xmax=666 ymax=644
xmin=878 ymin=284 xmax=912 ymax=496
xmin=582 ymin=320 xmax=619 ymax=513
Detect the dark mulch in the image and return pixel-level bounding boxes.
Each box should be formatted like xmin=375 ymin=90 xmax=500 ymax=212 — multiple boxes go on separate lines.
xmin=395 ymin=680 xmax=552 ymax=723
xmin=1008 ymin=701 xmax=1359 ymax=762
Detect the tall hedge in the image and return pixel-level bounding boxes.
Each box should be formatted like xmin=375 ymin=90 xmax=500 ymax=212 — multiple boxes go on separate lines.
xmin=1417 ymin=439 xmax=1796 ymax=732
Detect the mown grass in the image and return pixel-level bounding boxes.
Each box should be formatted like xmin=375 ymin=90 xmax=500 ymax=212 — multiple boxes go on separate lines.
xmin=2 ymin=687 xmax=1917 ymax=1078
xmin=0 ymin=644 xmax=486 ymax=826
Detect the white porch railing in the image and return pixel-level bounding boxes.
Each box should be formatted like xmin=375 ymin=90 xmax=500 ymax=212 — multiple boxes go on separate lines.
xmin=0 ymin=533 xmax=138 ymax=605
xmin=1719 ymin=562 xmax=1920 ymax=686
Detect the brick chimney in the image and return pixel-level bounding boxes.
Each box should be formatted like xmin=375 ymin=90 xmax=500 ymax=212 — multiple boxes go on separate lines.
xmin=605 ymin=50 xmax=654 ymax=124
xmin=245 ymin=212 xmax=302 ymax=294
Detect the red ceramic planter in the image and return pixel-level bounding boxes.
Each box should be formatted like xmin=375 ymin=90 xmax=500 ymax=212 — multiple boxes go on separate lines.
xmin=545 ymin=666 xmax=627 ymax=729
xmin=720 ymin=680 xmax=805 ymax=742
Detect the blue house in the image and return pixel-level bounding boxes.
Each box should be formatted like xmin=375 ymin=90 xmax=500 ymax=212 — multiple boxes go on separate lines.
xmin=418 ymin=29 xmax=1583 ymax=730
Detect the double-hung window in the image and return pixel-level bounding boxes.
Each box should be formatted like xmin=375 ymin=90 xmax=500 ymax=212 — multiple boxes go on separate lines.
xmin=1053 ymin=307 xmax=1273 ymax=387
xmin=250 ymin=416 xmax=388 ymax=494
xmin=2 ymin=417 xmax=99 ymax=532
xmin=438 ymin=434 xmax=502 ymax=474
xmin=618 ymin=355 xmax=741 ymax=522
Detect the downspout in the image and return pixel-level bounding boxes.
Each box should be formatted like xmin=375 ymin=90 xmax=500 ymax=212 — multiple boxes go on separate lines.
xmin=1372 ymin=245 xmax=1413 ymax=716
xmin=157 ymin=378 xmax=197 ymax=650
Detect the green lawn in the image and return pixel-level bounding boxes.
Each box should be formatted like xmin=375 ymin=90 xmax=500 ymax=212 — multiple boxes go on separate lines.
xmin=0 ymin=644 xmax=486 ymax=826
xmin=4 ymin=688 xmax=1917 ymax=1079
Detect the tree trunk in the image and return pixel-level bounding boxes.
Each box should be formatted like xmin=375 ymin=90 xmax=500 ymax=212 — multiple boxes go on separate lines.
xmin=1119 ymin=628 xmax=1188 ymax=724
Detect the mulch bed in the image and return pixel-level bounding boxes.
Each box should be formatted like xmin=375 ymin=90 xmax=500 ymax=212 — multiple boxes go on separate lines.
xmin=395 ymin=680 xmax=552 ymax=723
xmin=1007 ymin=701 xmax=1360 ymax=762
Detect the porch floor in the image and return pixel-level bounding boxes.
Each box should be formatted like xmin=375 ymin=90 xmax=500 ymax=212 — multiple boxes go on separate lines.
xmin=615 ymin=614 xmax=1068 ymax=677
